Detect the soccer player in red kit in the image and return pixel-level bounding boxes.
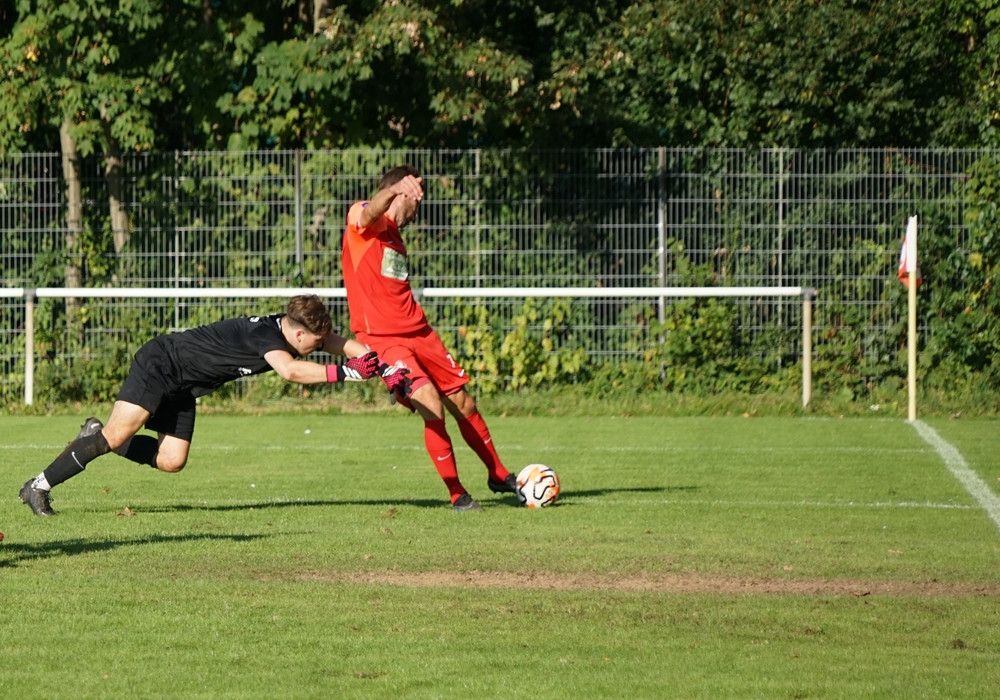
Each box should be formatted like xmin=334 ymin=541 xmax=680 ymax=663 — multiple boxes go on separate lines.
xmin=341 ymin=165 xmax=517 ymax=510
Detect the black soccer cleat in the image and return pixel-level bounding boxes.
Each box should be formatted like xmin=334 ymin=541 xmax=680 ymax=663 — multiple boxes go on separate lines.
xmin=452 ymin=493 xmax=482 ymax=511
xmin=487 ymin=473 xmax=517 ymax=495
xmin=19 ymin=479 xmax=55 ymax=516
xmin=75 ymin=417 xmax=104 ymax=441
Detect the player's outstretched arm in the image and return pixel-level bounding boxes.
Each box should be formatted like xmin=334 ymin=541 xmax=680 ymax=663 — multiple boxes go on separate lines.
xmin=320 ymin=333 xmax=410 ymax=388
xmin=321 ymin=332 xmax=370 ymax=359
xmin=378 ymin=362 xmax=413 ymax=404
xmin=264 ymin=349 xmax=382 ymax=385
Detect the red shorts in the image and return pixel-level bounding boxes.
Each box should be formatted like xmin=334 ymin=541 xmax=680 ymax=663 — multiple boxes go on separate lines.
xmin=355 ymin=326 xmax=469 ymax=397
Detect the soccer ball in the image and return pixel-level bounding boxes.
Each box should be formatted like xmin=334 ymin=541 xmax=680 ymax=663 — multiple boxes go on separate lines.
xmin=515 ymin=463 xmax=560 ymax=508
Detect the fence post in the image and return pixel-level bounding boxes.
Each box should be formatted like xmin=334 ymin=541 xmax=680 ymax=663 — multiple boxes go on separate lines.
xmin=25 ymin=288 xmax=35 ymax=406
xmin=657 ymin=146 xmax=667 ymax=324
xmin=294 ymin=149 xmax=304 ymax=282
xmin=802 ymin=287 xmax=815 ymax=407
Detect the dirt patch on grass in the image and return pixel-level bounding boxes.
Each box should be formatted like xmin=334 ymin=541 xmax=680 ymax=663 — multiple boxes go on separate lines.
xmin=295 ymin=570 xmax=1000 ymax=597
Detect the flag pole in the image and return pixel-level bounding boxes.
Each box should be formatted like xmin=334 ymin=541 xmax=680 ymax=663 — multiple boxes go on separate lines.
xmin=908 ymin=267 xmax=917 ymax=421
xmin=905 ymin=216 xmax=918 ymax=421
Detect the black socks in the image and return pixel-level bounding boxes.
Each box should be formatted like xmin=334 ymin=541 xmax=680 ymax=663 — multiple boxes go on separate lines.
xmin=120 ymin=435 xmax=160 ymax=469
xmin=42 ymin=431 xmax=112 ymax=488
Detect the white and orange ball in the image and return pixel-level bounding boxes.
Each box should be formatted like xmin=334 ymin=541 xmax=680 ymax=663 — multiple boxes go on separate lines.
xmin=515 ymin=464 xmax=560 ymax=508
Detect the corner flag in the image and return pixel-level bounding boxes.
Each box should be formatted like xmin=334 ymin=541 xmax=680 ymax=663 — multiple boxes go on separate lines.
xmin=900 ymin=215 xmax=919 ymax=421
xmin=897 ymin=216 xmax=922 ymax=288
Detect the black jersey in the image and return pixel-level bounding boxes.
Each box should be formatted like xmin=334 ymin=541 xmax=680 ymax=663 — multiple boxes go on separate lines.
xmin=138 ymin=314 xmax=292 ymax=398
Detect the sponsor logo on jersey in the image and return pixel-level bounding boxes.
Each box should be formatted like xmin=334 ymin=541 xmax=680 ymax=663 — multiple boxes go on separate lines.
xmin=381 ymin=247 xmax=409 ymax=281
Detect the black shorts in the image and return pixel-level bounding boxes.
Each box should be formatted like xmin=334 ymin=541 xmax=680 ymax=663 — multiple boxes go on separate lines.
xmin=116 ymin=341 xmax=197 ymax=441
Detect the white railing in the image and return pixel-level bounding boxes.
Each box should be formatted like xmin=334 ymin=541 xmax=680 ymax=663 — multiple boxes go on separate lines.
xmin=4 ymin=286 xmax=816 ymax=407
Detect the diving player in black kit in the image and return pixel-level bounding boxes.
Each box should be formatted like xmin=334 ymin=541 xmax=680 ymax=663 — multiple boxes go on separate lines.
xmin=19 ymin=294 xmax=410 ymax=516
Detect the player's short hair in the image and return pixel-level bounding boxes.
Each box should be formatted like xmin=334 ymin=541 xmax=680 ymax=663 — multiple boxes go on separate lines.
xmin=284 ymin=295 xmax=333 ymax=336
xmin=379 ymin=164 xmax=420 ymax=191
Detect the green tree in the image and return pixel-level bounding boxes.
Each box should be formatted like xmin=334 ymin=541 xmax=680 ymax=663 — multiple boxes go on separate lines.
xmin=0 ymin=0 xmax=282 ymax=296
xmin=3 ymin=1 xmax=993 ymax=152
xmin=0 ymin=0 xmax=173 ymax=155
xmin=1 ymin=0 xmax=175 ymax=317
xmin=217 ymin=0 xmax=617 ymax=148
xmin=558 ymin=0 xmax=980 ymax=147
xmin=966 ymin=0 xmax=1000 ymax=147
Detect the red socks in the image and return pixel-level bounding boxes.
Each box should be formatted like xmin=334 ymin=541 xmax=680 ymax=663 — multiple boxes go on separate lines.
xmin=457 ymin=410 xmax=509 ymax=483
xmin=424 ymin=419 xmax=464 ymax=503
xmin=424 ymin=412 xmax=510 ymax=502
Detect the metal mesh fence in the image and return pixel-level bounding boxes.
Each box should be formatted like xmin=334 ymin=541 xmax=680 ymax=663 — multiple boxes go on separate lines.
xmin=0 ymin=148 xmax=983 ymax=404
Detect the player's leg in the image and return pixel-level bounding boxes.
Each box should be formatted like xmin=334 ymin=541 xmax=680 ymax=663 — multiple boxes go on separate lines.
xmin=362 ymin=332 xmax=477 ymax=509
xmin=103 ymin=400 xmax=154 ymax=451
xmin=409 ymin=380 xmax=479 ymax=508
xmin=117 ymin=393 xmax=195 ymax=472
xmin=409 ymin=327 xmax=514 ymax=494
xmin=21 ymin=342 xmax=183 ymax=515
xmin=18 ymin=400 xmax=148 ymax=516
xmin=151 ymin=435 xmax=192 ymax=472
xmin=443 ymin=388 xmax=515 ymax=493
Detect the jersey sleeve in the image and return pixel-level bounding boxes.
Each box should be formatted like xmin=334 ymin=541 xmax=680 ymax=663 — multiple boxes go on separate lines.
xmin=347 ymin=201 xmax=384 ymax=240
xmin=249 ymin=315 xmax=291 ymax=358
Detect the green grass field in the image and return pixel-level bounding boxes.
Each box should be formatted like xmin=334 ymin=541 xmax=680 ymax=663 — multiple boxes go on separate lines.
xmin=2 ymin=412 xmax=1000 ymax=698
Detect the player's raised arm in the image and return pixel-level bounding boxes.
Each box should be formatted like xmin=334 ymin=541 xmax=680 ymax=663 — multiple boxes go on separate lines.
xmin=357 ymin=173 xmax=423 ymax=228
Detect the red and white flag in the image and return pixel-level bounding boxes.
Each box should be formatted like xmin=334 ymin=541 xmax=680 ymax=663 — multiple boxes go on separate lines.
xmin=897 ymin=215 xmax=922 ymax=288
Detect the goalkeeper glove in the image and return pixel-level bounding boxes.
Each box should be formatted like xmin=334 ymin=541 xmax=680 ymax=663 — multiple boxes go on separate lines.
xmin=379 ymin=362 xmax=412 ymax=404
xmin=327 ymin=351 xmax=379 ymax=382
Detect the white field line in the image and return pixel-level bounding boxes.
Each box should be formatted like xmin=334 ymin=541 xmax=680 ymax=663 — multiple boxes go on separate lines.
xmin=0 ymin=443 xmax=424 ymax=453
xmin=207 ymin=444 xmax=926 ymax=455
xmin=912 ymin=419 xmax=1000 ymax=532
xmin=1 ymin=443 xmax=926 ymax=455
xmin=566 ymin=498 xmax=979 ymax=510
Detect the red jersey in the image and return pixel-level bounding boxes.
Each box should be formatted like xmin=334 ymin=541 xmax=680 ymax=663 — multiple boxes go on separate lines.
xmin=342 ymin=201 xmax=428 ymax=335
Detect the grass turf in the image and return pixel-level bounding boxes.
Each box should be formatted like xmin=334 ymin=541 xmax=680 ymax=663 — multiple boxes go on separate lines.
xmin=2 ymin=413 xmax=999 ymax=698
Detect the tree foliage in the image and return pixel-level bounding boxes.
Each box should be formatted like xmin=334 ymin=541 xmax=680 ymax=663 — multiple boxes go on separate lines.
xmin=2 ymin=0 xmax=996 ymax=152
xmin=563 ymin=1 xmax=982 ymax=147
xmin=2 ymin=0 xmax=171 ymax=155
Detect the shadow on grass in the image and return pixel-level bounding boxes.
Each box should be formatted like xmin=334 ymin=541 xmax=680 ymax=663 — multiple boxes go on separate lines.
xmin=139 ymin=498 xmax=447 ymax=513
xmin=565 ymin=485 xmax=695 ymax=499
xmin=134 ymin=485 xmax=688 ymax=512
xmin=0 ymin=532 xmax=269 ymax=568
